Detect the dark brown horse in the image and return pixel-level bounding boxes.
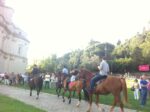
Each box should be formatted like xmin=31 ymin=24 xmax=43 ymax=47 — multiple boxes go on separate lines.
xmin=28 ymin=75 xmax=43 ymax=99
xmin=55 ymin=71 xmax=63 ymax=97
xmin=78 ymin=68 xmax=128 ymax=112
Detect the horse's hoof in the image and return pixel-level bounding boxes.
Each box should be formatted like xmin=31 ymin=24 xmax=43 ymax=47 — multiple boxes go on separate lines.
xmin=68 ymin=100 xmax=71 ymax=104
xmin=102 ymin=108 xmax=105 ymax=112
xmin=76 ymin=104 xmax=80 ymax=107
xmin=110 ymin=109 xmax=114 ymax=112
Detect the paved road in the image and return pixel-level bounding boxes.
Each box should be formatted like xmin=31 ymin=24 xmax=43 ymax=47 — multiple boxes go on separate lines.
xmin=0 ymin=85 xmax=136 ymax=112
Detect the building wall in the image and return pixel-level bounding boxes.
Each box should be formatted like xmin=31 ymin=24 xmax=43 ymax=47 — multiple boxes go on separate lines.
xmin=0 ymin=2 xmax=29 ymax=74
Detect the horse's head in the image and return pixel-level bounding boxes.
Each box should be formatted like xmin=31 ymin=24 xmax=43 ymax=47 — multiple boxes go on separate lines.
xmin=70 ymin=69 xmax=79 ymax=76
xmin=78 ymin=68 xmax=93 ymax=81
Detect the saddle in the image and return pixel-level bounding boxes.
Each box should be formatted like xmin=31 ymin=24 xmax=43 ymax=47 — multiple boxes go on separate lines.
xmin=96 ymin=76 xmax=107 ymax=86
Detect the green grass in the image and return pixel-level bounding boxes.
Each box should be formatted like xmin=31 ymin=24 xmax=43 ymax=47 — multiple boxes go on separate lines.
xmin=0 ymin=93 xmax=46 ymax=112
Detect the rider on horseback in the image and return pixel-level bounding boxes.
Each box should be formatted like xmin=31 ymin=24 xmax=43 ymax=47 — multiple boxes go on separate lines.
xmin=62 ymin=65 xmax=69 ymax=83
xmin=31 ymin=64 xmax=40 ymax=78
xmin=89 ymin=56 xmax=110 ymax=94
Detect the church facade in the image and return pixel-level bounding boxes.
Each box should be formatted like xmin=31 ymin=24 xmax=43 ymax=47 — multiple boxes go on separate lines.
xmin=0 ymin=1 xmax=29 ymax=73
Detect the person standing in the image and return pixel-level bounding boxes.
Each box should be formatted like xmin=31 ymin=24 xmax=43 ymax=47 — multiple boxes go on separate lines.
xmin=140 ymin=75 xmax=148 ymax=107
xmin=44 ymin=73 xmax=51 ymax=88
xmin=89 ymin=56 xmax=110 ymax=93
xmin=132 ymin=79 xmax=139 ymax=100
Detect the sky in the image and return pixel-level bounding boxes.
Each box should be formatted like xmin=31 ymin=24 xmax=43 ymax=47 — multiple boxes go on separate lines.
xmin=5 ymin=0 xmax=150 ymax=64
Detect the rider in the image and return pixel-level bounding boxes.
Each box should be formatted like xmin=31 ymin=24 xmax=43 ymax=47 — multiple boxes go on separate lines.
xmin=62 ymin=65 xmax=69 ymax=82
xmin=70 ymin=66 xmax=79 ymax=82
xmin=31 ymin=64 xmax=40 ymax=78
xmin=89 ymin=56 xmax=110 ymax=94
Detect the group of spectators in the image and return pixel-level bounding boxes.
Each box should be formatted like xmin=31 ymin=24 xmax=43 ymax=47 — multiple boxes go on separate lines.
xmin=132 ymin=74 xmax=150 ymax=107
xmin=0 ymin=72 xmax=29 ymax=85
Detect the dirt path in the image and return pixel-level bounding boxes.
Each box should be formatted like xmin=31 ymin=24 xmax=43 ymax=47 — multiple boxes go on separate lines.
xmin=0 ymin=85 xmax=136 ymax=112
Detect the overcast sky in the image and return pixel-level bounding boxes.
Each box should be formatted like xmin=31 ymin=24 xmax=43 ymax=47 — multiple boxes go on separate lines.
xmin=5 ymin=0 xmax=150 ymax=63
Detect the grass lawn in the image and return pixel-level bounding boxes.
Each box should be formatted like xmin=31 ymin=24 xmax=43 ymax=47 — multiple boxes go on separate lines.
xmin=0 ymin=93 xmax=46 ymax=112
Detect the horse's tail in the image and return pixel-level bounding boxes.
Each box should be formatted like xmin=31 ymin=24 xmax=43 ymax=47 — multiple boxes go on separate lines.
xmin=120 ymin=78 xmax=128 ymax=103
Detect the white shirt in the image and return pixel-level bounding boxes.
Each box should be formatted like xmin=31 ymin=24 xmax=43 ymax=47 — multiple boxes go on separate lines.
xmin=99 ymin=59 xmax=109 ymax=76
xmin=62 ymin=68 xmax=69 ymax=74
xmin=44 ymin=74 xmax=50 ymax=81
xmin=70 ymin=75 xmax=76 ymax=82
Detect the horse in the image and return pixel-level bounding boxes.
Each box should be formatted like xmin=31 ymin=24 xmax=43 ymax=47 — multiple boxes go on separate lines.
xmin=55 ymin=71 xmax=63 ymax=97
xmin=28 ymin=75 xmax=43 ymax=99
xmin=55 ymin=70 xmax=83 ymax=106
xmin=78 ymin=68 xmax=128 ymax=112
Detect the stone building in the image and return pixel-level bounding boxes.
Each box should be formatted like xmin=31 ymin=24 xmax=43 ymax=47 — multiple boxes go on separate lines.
xmin=0 ymin=0 xmax=29 ymax=73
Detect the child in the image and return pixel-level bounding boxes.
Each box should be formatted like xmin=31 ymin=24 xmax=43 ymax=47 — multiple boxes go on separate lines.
xmin=133 ymin=79 xmax=139 ymax=100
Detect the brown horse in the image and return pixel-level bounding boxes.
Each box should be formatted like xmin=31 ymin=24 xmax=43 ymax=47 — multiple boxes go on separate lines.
xmin=62 ymin=78 xmax=83 ymax=106
xmin=56 ymin=70 xmax=83 ymax=106
xmin=78 ymin=68 xmax=128 ymax=112
xmin=28 ymin=75 xmax=43 ymax=99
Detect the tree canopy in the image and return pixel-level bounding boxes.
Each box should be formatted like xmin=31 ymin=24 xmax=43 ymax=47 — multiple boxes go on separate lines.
xmin=29 ymin=29 xmax=150 ymax=74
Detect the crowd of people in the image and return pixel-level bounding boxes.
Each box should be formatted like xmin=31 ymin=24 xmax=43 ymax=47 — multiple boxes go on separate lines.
xmin=0 ymin=72 xmax=29 ymax=85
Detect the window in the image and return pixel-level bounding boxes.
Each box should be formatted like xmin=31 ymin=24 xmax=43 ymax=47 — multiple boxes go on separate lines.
xmin=18 ymin=46 xmax=22 ymax=55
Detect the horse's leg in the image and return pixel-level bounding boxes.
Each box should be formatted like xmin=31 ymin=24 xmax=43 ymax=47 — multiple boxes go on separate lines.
xmin=59 ymin=87 xmax=62 ymax=96
xmin=62 ymin=88 xmax=66 ymax=102
xmin=117 ymin=95 xmax=124 ymax=112
xmin=87 ymin=94 xmax=93 ymax=112
xmin=110 ymin=95 xmax=117 ymax=112
xmin=73 ymin=90 xmax=76 ymax=97
xmin=62 ymin=79 xmax=67 ymax=102
xmin=95 ymin=94 xmax=104 ymax=112
xmin=110 ymin=94 xmax=124 ymax=112
xmin=36 ymin=88 xmax=40 ymax=99
xmin=56 ymin=86 xmax=59 ymax=97
xmin=119 ymin=100 xmax=124 ymax=112
xmin=36 ymin=83 xmax=42 ymax=100
xmin=30 ymin=88 xmax=32 ymax=96
xmin=76 ymin=90 xmax=81 ymax=107
xmin=58 ymin=87 xmax=61 ymax=97
xmin=68 ymin=91 xmax=72 ymax=104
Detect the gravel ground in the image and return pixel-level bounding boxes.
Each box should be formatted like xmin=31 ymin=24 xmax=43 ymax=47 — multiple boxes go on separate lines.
xmin=0 ymin=85 xmax=136 ymax=112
